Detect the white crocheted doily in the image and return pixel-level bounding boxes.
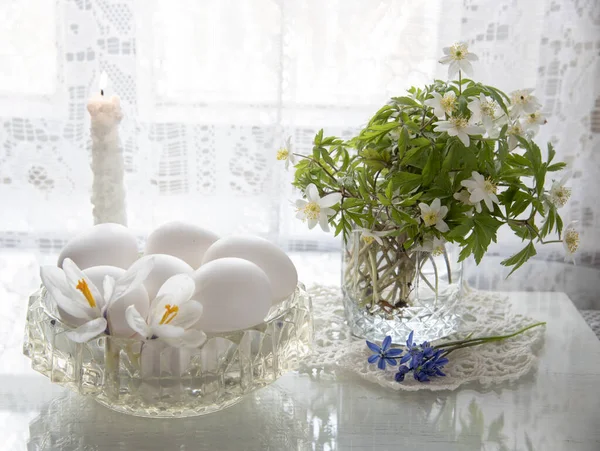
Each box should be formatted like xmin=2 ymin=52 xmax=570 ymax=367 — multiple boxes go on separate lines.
xmin=300 ymin=285 xmax=546 ymax=391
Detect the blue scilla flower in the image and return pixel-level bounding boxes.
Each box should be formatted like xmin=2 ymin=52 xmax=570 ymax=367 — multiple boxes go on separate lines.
xmin=400 ymin=331 xmax=436 ymax=369
xmin=366 ymin=336 xmax=403 ymax=370
xmin=413 ymin=349 xmax=449 ymax=382
xmin=394 ymin=365 xmax=411 ymax=382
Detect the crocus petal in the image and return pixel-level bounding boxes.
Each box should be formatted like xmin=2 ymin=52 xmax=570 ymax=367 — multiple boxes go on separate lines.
xmin=125 ymin=305 xmax=151 ymax=338
xmin=169 ymin=300 xmax=203 ymax=329
xmin=103 ymin=275 xmax=115 ymax=306
xmin=62 ymin=258 xmax=103 ymax=310
xmin=163 ymin=329 xmax=207 ymax=348
xmin=319 ymin=192 xmax=342 ymax=208
xmin=306 ymin=184 xmax=319 ymax=203
xmin=110 ymin=256 xmax=155 ymax=303
xmin=153 ymin=324 xmax=186 ymax=338
xmin=40 ymin=266 xmax=92 ymax=319
xmin=155 ymin=274 xmax=195 ymax=308
xmin=65 ymin=317 xmax=107 ymax=343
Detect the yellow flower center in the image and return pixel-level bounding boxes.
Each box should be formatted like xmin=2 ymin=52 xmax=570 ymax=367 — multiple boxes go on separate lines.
xmin=450 ymin=117 xmax=468 ymax=129
xmin=484 ymin=178 xmax=497 ymax=195
xmin=552 ymin=186 xmax=571 ymax=207
xmin=511 ymin=91 xmax=531 ymax=106
xmin=432 ymin=246 xmax=444 ymax=257
xmin=480 ymin=100 xmax=496 ymax=118
xmin=159 ymin=304 xmax=179 ymax=325
xmin=564 ymin=229 xmax=580 ymax=254
xmin=276 ymin=148 xmax=289 ymax=160
xmin=301 ymin=202 xmax=321 ymax=220
xmin=440 ymin=93 xmax=456 ymax=113
xmin=423 ymin=211 xmax=438 ymax=226
xmin=508 ymin=123 xmax=523 ymax=136
xmin=450 ymin=43 xmax=468 ymax=60
xmin=76 ymin=279 xmax=96 ymax=308
xmin=362 ymin=235 xmax=375 ymax=245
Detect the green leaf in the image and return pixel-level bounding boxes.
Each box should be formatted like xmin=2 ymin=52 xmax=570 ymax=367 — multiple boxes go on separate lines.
xmin=422 ymin=148 xmax=440 ymax=186
xmin=547 ymin=162 xmax=567 ymax=172
xmin=500 ymin=242 xmax=537 ymax=277
xmin=314 ymin=129 xmax=324 ymax=146
xmin=547 ymin=142 xmax=556 ymax=163
xmin=391 ymin=172 xmax=422 ymax=194
xmin=458 ymin=215 xmax=503 ymax=264
xmin=392 ymin=96 xmax=420 ymax=107
xmin=397 ymin=126 xmax=409 ymax=159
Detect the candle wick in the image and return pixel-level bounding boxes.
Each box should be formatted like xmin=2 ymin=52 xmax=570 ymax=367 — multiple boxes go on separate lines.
xmin=100 ymin=89 xmax=104 ymax=96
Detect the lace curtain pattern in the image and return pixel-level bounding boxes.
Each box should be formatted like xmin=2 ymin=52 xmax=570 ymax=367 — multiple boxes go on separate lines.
xmin=0 ymin=1 xmax=598 ymax=281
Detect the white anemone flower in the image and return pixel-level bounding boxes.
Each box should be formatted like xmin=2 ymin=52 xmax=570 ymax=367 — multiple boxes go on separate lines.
xmin=467 ymin=93 xmax=498 ymax=133
xmin=453 ymin=189 xmax=476 ymax=216
xmin=549 ymin=172 xmax=572 ymax=208
xmin=562 ymin=221 xmax=580 ymax=262
xmin=522 ymin=111 xmax=547 ymax=136
xmin=419 ymin=198 xmax=449 ymax=233
xmin=40 ymin=257 xmax=154 ymax=343
xmin=126 ymin=274 xmax=206 ymax=348
xmin=439 ymin=42 xmax=478 ymax=78
xmin=276 ymin=136 xmax=296 ymax=169
xmin=424 ymin=91 xmax=456 ymax=119
xmin=296 ymin=183 xmax=341 ymax=232
xmin=461 ymin=171 xmax=500 ymax=213
xmin=356 ymin=228 xmax=388 ymax=246
xmin=417 ymin=236 xmax=446 ymax=256
xmin=509 ymin=89 xmax=541 ymax=118
xmin=433 ymin=117 xmax=485 ymax=147
xmin=507 ymin=121 xmax=525 ymax=151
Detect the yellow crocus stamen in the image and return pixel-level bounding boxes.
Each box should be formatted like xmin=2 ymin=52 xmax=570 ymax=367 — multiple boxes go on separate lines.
xmin=76 ymin=279 xmax=96 ymax=308
xmin=159 ymin=304 xmax=179 ymax=325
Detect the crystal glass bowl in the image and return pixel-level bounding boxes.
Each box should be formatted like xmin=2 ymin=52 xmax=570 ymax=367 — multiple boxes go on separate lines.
xmin=23 ymin=284 xmax=313 ymax=418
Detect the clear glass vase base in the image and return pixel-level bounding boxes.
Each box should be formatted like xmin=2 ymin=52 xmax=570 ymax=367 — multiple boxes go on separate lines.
xmin=342 ymin=286 xmax=462 ymax=343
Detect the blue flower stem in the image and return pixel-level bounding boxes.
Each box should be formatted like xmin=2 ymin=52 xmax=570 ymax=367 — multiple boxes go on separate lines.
xmin=438 ymin=322 xmax=546 ymax=356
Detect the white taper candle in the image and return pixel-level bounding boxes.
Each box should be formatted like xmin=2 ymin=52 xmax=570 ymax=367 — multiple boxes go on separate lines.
xmin=87 ymin=72 xmax=127 ymax=225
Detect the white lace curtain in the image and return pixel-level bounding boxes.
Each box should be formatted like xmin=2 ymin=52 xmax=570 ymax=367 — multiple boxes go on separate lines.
xmin=1 ymin=0 xmax=598 ymax=262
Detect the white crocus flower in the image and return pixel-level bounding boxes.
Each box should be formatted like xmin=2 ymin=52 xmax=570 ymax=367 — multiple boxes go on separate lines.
xmin=468 ymin=93 xmax=497 ymax=133
xmin=562 ymin=221 xmax=580 ymax=262
xmin=549 ymin=172 xmax=572 ymax=208
xmin=433 ymin=117 xmax=485 ymax=147
xmin=509 ymin=89 xmax=541 ymax=118
xmin=40 ymin=257 xmax=154 ymax=343
xmin=424 ymin=91 xmax=456 ymax=119
xmin=419 ymin=198 xmax=449 ymax=233
xmin=507 ymin=121 xmax=525 ymax=151
xmin=461 ymin=171 xmax=500 ymax=213
xmin=296 ymin=183 xmax=341 ymax=232
xmin=276 ymin=136 xmax=296 ymax=169
xmin=439 ymin=42 xmax=478 ymax=78
xmin=522 ymin=111 xmax=547 ymax=136
xmin=126 ymin=274 xmax=206 ymax=348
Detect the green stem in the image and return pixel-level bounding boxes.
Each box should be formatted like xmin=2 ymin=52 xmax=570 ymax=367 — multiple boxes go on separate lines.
xmin=439 ymin=321 xmax=546 ymax=356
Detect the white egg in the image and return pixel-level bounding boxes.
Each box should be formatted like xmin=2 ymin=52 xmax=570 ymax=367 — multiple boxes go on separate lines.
xmin=202 ymin=235 xmax=298 ymax=303
xmin=83 ymin=265 xmax=150 ymax=338
xmin=145 ymin=221 xmax=219 ymax=269
xmin=128 ymin=254 xmax=193 ymax=300
xmin=192 ymin=258 xmax=272 ymax=333
xmin=58 ymin=223 xmax=139 ymax=270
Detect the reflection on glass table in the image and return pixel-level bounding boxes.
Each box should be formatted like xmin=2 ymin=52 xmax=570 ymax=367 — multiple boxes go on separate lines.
xmin=1 ymin=251 xmax=599 ymax=450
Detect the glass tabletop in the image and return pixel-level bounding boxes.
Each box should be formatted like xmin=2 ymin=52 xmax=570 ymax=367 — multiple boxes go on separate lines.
xmin=1 ymin=252 xmax=600 ymax=450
